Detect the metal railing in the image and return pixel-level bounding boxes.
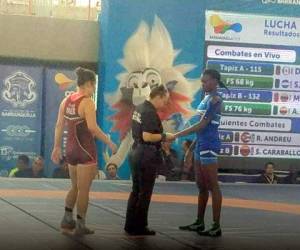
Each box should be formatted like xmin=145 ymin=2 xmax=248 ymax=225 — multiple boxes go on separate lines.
xmin=0 ymin=0 xmax=101 ymax=20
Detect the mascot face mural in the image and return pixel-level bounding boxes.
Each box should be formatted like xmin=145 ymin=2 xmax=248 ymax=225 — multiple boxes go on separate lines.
xmin=106 ymin=16 xmax=200 ymax=139
xmin=121 ymin=68 xmax=162 ymax=106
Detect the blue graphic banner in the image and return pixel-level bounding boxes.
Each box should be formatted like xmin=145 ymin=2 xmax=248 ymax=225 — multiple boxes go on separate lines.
xmin=0 ymin=65 xmax=43 ymax=174
xmin=207 ymin=60 xmax=274 ymax=75
xmin=43 ymin=68 xmax=77 ymax=177
xmin=219 ymin=89 xmax=273 ymax=102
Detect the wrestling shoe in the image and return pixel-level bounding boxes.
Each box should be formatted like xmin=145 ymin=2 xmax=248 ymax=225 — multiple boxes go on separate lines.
xmin=60 ymin=216 xmax=76 ymax=230
xmin=179 ymin=219 xmax=205 ymax=232
xmin=197 ymin=222 xmax=222 ymax=237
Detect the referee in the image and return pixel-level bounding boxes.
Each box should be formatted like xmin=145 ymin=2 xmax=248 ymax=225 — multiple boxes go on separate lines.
xmin=124 ymin=85 xmax=175 ymax=236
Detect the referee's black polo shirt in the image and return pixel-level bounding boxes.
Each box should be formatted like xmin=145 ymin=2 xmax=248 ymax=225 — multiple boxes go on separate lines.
xmin=132 ymin=100 xmax=163 ymax=149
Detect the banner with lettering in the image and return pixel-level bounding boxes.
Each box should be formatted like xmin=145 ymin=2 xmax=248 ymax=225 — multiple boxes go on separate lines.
xmin=204 ymin=11 xmax=300 ymax=168
xmin=0 ymin=65 xmax=43 ymax=175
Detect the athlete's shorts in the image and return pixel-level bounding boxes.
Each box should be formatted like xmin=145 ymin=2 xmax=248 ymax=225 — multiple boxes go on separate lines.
xmin=65 ymin=139 xmax=97 ymax=166
xmin=194 ymin=145 xmax=220 ymax=165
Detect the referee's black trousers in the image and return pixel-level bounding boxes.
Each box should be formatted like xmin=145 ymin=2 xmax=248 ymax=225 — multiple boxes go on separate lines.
xmin=125 ymin=145 xmax=162 ymax=232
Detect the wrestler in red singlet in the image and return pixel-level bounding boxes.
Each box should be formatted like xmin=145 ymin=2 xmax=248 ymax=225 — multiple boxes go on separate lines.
xmin=64 ymin=92 xmax=97 ymax=166
xmin=52 ymin=67 xmax=117 ymax=236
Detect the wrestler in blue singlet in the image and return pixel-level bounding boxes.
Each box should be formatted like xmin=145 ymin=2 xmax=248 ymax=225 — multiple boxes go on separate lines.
xmin=194 ymin=91 xmax=223 ymax=165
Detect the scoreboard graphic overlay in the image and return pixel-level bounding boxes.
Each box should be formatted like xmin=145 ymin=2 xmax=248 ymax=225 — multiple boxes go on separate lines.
xmin=205 ymin=11 xmax=300 ymax=168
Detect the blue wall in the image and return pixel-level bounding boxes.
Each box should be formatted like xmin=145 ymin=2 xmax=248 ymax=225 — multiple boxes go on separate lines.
xmin=98 ymin=0 xmax=300 ymax=179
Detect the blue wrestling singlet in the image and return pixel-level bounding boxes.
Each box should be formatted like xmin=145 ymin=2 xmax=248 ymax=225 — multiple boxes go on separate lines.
xmin=194 ymin=91 xmax=223 ymax=165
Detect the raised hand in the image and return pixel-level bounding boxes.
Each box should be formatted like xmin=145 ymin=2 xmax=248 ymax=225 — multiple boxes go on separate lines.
xmin=165 ymin=132 xmax=176 ymax=141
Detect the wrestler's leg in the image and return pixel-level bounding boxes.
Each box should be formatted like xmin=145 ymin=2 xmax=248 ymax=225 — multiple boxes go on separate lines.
xmin=74 ymin=163 xmax=97 ymax=235
xmin=179 ymin=159 xmax=207 ymax=232
xmin=61 ymin=164 xmax=77 ymax=230
xmin=197 ymin=162 xmax=209 ymax=223
xmin=198 ymin=161 xmax=222 ymax=237
xmin=65 ymin=164 xmax=78 ymax=209
xmin=206 ymin=163 xmax=222 ymax=225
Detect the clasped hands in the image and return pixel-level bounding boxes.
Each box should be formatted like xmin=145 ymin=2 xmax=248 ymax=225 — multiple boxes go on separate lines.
xmin=164 ymin=132 xmax=180 ymax=142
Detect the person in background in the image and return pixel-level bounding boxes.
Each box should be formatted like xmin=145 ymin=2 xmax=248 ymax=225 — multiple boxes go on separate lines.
xmin=161 ymin=141 xmax=180 ymax=181
xmin=94 ymin=169 xmax=107 ymax=180
xmin=53 ymin=157 xmax=70 ymax=179
xmin=16 ymin=156 xmax=45 ymax=178
xmin=285 ymin=167 xmax=300 ymax=184
xmin=181 ymin=139 xmax=195 ymax=181
xmin=106 ymin=163 xmax=120 ymax=180
xmin=32 ymin=156 xmax=45 ymax=177
xmin=259 ymin=162 xmax=279 ymax=184
xmin=9 ymin=155 xmax=30 ymax=177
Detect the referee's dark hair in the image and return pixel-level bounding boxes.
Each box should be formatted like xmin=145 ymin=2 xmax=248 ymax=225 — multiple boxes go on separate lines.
xmin=150 ymin=85 xmax=168 ymax=99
